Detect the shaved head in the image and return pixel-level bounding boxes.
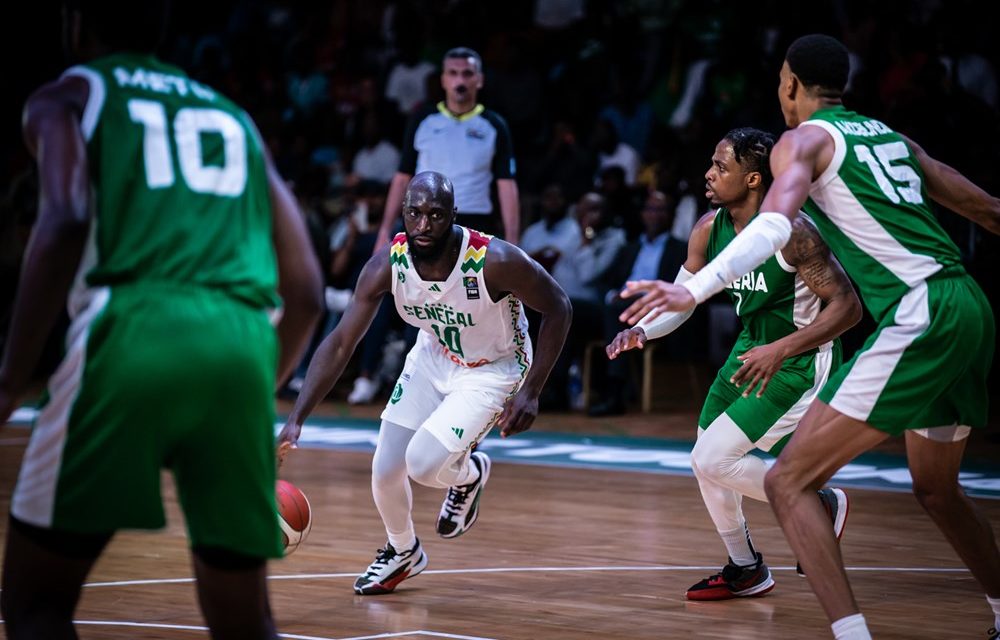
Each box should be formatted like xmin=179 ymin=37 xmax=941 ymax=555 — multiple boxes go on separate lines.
xmin=404 ymin=171 xmax=456 ymax=211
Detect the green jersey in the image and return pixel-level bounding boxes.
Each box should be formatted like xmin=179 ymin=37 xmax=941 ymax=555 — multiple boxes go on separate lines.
xmin=799 ymin=105 xmax=963 ymax=322
xmin=65 ymin=53 xmax=278 ymax=310
xmin=706 ymin=208 xmax=835 ymax=365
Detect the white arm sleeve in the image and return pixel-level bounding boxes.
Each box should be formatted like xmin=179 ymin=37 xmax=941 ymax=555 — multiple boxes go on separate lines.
xmin=680 ymin=211 xmax=792 ymax=303
xmin=636 ymin=266 xmax=695 ymax=340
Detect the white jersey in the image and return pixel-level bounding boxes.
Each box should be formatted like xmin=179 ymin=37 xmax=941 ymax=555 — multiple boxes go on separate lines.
xmin=389 ymin=226 xmax=532 ymax=372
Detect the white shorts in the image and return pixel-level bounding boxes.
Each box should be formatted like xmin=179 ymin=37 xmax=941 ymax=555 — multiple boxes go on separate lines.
xmin=381 ymin=339 xmax=528 ymax=453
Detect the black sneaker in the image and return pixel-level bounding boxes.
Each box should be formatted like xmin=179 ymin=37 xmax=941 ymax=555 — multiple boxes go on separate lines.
xmin=436 ymin=451 xmax=491 ymax=538
xmin=686 ymin=552 xmax=775 ymax=600
xmin=797 ymin=487 xmax=850 ymax=577
xmin=987 ymin=627 xmax=998 ymax=640
xmin=353 ymin=539 xmax=428 ymax=595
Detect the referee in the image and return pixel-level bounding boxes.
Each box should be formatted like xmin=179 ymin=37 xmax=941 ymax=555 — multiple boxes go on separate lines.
xmin=375 ymin=47 xmax=520 ymax=246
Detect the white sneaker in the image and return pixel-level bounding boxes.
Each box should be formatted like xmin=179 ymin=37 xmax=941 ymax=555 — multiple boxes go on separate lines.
xmin=347 ymin=376 xmax=379 ymax=404
xmin=353 ymin=539 xmax=428 ymax=595
xmin=436 ymin=451 xmax=491 ymax=538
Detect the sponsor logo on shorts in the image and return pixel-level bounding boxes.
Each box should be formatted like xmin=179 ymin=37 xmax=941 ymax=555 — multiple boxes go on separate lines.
xmin=390 ymin=383 xmax=403 ymax=404
xmin=452 ymin=427 xmax=465 ymax=439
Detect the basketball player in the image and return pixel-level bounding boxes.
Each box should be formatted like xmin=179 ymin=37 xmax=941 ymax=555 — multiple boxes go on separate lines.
xmin=619 ymin=34 xmax=1000 ymax=640
xmin=608 ymin=127 xmax=860 ymax=600
xmin=0 ymin=2 xmax=323 ymax=638
xmin=279 ymin=171 xmax=571 ymax=595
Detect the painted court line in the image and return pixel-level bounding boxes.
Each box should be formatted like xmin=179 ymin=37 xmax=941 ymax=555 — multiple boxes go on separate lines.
xmin=82 ymin=564 xmax=971 ymax=589
xmin=0 ymin=620 xmax=494 ymax=640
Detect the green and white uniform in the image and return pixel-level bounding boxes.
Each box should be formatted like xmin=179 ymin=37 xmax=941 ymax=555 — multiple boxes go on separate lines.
xmin=12 ymin=53 xmax=284 ymax=558
xmin=381 ymin=228 xmax=532 ymax=454
xmin=698 ymin=208 xmax=841 ymax=454
xmin=801 ymin=106 xmax=994 ymax=435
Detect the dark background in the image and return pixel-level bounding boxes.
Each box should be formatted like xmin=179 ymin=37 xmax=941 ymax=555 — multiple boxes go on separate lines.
xmin=2 ymin=0 xmax=998 ymax=426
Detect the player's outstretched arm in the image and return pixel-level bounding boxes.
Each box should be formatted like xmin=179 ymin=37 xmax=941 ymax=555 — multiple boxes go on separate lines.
xmin=731 ymin=216 xmax=862 ymax=398
xmin=612 ymin=211 xmax=715 ymax=350
xmin=901 ymin=133 xmax=1000 ymax=235
xmin=0 ymin=78 xmax=90 ymax=423
xmin=483 ymin=241 xmax=572 ymax=437
xmin=267 ymin=157 xmax=325 ymax=388
xmin=280 ymin=249 xmax=393 ymax=446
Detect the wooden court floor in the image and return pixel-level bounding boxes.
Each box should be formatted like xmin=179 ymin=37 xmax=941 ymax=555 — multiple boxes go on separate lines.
xmin=1 ymin=423 xmax=998 ymax=640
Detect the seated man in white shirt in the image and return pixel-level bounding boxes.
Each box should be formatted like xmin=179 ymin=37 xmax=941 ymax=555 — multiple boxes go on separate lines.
xmin=520 ymin=184 xmax=581 ymax=273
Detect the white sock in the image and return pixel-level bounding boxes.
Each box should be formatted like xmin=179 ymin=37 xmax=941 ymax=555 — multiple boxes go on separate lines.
xmin=988 ymin=595 xmax=1000 ymax=629
xmin=831 ymin=614 xmax=871 ymax=640
xmin=719 ymin=523 xmax=758 ymax=567
xmin=387 ymin=529 xmax=417 ymax=553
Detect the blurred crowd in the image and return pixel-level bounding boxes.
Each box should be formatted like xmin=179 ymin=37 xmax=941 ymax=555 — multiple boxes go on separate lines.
xmin=3 ymin=0 xmax=999 ymax=414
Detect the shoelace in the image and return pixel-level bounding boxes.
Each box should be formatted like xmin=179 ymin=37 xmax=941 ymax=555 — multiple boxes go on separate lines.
xmin=364 ymin=545 xmax=400 ymax=577
xmin=441 ymin=485 xmax=472 ymax=520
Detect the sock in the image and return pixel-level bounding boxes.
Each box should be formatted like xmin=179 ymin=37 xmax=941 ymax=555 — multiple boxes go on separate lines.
xmin=831 ymin=614 xmax=871 ymax=640
xmin=387 ymin=528 xmax=417 ymax=554
xmin=988 ymin=595 xmax=1000 ymax=629
xmin=719 ymin=522 xmax=758 ymax=567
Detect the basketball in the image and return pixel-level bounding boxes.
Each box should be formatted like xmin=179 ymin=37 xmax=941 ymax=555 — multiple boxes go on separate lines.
xmin=276 ymin=479 xmax=312 ymax=556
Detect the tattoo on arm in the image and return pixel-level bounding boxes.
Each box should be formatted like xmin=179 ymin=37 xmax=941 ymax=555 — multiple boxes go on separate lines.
xmin=787 ymin=217 xmax=851 ymax=297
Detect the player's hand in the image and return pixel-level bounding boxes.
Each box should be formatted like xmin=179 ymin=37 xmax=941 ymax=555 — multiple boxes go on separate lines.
xmin=618 ymin=280 xmax=696 ymax=325
xmin=731 ymin=343 xmax=789 ymax=398
xmin=276 ymin=421 xmax=302 ymax=467
xmin=496 ymin=391 xmax=538 ymax=438
xmin=606 ymin=327 xmax=647 ymax=360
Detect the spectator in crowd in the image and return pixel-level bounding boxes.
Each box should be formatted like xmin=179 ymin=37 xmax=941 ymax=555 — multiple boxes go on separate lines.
xmin=351 ymin=112 xmax=401 ymax=185
xmin=589 ymin=189 xmax=688 ymax=416
xmin=543 ymin=192 xmax=626 ymax=411
xmin=530 ymin=120 xmax=598 ymax=203
xmin=520 ymin=184 xmax=581 ymax=274
xmin=593 ymin=117 xmax=640 ymax=187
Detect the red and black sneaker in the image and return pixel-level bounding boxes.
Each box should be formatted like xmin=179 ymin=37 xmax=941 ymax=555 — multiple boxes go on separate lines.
xmin=353 ymin=539 xmax=428 ymax=595
xmin=686 ymin=552 xmax=775 ymax=601
xmin=797 ymin=487 xmax=850 ymax=577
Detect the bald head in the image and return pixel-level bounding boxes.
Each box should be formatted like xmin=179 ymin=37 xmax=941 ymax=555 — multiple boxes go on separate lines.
xmin=405 ymin=171 xmax=456 ymax=211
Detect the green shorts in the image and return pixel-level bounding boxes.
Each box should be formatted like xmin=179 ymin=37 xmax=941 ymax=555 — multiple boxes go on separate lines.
xmin=699 ymin=346 xmax=839 ymax=456
xmin=819 ymin=272 xmax=994 ymax=436
xmin=11 ymin=285 xmax=283 ymax=559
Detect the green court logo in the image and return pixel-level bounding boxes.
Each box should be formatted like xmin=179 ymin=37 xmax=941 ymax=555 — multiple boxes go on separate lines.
xmin=390 ymin=383 xmax=403 ymax=404
xmin=452 ymin=427 xmax=465 ymax=439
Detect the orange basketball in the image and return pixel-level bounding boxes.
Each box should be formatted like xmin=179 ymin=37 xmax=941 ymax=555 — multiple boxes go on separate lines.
xmin=276 ymin=479 xmax=312 ymax=556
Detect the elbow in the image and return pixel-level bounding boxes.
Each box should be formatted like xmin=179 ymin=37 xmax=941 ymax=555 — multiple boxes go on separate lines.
xmin=558 ymin=292 xmax=573 ymax=329
xmin=844 ymin=294 xmax=863 ymax=329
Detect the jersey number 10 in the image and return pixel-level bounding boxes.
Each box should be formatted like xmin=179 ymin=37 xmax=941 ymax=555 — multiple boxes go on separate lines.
xmin=128 ymin=98 xmax=247 ymax=197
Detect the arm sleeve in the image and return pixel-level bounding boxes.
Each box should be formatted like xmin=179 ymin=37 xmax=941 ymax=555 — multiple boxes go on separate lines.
xmin=681 ymin=211 xmax=792 ymax=303
xmin=636 ymin=266 xmax=696 ymax=339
